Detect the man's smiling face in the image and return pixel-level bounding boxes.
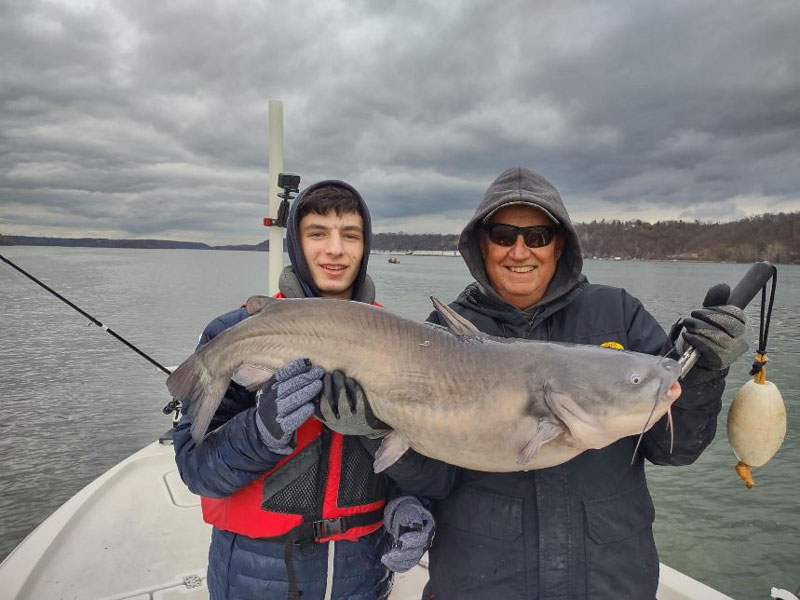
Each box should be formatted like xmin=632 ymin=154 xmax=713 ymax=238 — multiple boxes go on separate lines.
xmin=299 ymin=209 xmax=364 ymax=299
xmin=479 ymin=204 xmax=563 ymax=310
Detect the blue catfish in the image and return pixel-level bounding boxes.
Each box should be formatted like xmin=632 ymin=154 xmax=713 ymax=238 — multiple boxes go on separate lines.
xmin=166 ymin=296 xmax=681 ymax=472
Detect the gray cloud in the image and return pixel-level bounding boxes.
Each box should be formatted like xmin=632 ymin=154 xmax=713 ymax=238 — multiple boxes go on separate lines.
xmin=1 ymin=0 xmax=799 ymax=244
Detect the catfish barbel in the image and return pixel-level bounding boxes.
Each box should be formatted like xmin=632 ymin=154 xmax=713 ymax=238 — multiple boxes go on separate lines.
xmin=166 ymin=296 xmax=682 ymax=472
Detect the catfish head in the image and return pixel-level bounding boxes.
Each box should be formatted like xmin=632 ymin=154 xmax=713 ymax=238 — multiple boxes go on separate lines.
xmin=535 ymin=344 xmax=681 ymax=453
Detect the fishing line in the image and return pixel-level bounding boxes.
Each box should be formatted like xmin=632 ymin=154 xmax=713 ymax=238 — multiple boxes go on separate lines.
xmin=1 ymin=253 xmax=172 ymax=376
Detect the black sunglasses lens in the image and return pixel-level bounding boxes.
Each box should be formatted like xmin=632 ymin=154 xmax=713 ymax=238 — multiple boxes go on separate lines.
xmin=486 ymin=224 xmax=555 ymax=248
xmin=522 ymin=228 xmax=554 ymax=248
xmin=487 ymin=224 xmax=517 ymax=246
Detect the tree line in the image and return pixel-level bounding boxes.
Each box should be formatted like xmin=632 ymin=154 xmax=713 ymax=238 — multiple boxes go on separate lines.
xmin=574 ymin=212 xmax=798 ymax=264
xmin=374 ymin=212 xmax=799 ymax=264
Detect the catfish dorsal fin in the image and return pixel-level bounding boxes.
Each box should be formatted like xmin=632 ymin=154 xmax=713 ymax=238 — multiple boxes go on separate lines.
xmin=430 ymin=297 xmax=481 ymax=336
xmin=245 ymin=295 xmax=274 ymax=315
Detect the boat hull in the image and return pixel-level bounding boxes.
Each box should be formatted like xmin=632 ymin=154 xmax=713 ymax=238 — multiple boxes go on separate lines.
xmin=0 ymin=441 xmax=734 ymax=600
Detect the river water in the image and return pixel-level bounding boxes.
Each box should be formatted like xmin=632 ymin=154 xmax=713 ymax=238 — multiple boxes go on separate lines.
xmin=0 ymin=247 xmax=798 ymax=599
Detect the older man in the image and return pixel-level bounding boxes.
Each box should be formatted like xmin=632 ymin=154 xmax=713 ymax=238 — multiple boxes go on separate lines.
xmin=320 ymin=167 xmax=748 ymax=599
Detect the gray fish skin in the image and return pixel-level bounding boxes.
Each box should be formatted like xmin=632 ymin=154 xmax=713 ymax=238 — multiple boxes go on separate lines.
xmin=166 ymin=296 xmax=681 ymax=472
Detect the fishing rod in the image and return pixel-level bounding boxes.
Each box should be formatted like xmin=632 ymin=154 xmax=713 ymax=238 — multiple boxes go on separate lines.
xmin=677 ymin=261 xmax=777 ymax=379
xmin=1 ymin=253 xmax=172 ymax=376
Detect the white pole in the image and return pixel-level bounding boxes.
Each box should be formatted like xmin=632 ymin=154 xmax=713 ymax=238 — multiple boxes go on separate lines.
xmin=267 ymin=100 xmax=284 ymax=295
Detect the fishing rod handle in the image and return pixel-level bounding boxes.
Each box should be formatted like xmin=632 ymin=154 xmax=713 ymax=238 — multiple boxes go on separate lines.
xmin=679 ymin=349 xmax=701 ymax=378
xmin=726 ymin=261 xmax=776 ymax=309
xmin=679 ymin=261 xmax=776 ymax=378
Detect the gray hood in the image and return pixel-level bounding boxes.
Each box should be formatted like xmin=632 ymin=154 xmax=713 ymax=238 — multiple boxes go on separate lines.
xmin=278 ymin=265 xmax=375 ymax=303
xmin=282 ymin=179 xmax=375 ymax=303
xmin=458 ymin=167 xmax=583 ymax=312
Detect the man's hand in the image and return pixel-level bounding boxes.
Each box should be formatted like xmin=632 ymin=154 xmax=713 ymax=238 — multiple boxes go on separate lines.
xmin=381 ymin=496 xmax=435 ymax=573
xmin=681 ymin=283 xmax=748 ymax=381
xmin=315 ymin=370 xmax=390 ymax=438
xmin=256 ymin=358 xmax=324 ymax=453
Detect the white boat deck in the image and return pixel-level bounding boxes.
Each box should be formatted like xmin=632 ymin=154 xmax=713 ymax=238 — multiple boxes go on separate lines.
xmin=0 ymin=440 xmax=734 ymax=600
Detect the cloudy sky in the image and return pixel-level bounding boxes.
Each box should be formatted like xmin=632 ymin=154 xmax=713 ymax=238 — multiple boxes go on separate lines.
xmin=2 ymin=0 xmax=799 ymax=245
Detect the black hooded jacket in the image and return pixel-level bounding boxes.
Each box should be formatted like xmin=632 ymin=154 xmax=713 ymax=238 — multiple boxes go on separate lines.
xmin=378 ymin=168 xmax=725 ymax=600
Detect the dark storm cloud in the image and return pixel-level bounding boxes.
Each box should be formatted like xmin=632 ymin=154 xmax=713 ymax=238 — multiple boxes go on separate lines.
xmin=1 ymin=0 xmax=798 ymax=243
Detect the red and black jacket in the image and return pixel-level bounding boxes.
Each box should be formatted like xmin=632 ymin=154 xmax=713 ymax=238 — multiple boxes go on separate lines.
xmin=201 ymin=418 xmax=387 ymax=542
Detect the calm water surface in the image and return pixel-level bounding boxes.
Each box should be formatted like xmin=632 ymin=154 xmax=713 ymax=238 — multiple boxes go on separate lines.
xmin=1 ymin=247 xmax=798 ymax=599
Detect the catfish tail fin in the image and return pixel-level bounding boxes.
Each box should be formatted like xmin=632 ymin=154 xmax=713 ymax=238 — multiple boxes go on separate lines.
xmin=166 ymin=356 xmax=228 ymax=443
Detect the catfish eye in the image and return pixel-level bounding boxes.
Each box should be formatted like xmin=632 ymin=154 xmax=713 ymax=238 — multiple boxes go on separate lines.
xmin=629 ymin=373 xmax=642 ymax=385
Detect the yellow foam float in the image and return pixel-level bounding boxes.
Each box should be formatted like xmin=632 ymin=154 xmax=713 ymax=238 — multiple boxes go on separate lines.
xmin=727 ymin=353 xmax=786 ymax=488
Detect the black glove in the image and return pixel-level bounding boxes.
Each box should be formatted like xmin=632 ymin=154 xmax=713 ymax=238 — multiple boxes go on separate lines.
xmin=679 ymin=283 xmax=748 ymax=381
xmin=256 ymin=358 xmax=324 ymax=453
xmin=315 ymin=370 xmax=390 ymax=438
xmin=381 ymin=496 xmax=435 ymax=573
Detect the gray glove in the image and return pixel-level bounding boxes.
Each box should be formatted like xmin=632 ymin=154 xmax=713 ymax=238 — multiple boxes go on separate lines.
xmin=381 ymin=495 xmax=435 ymax=573
xmin=315 ymin=370 xmax=390 ymax=438
xmin=680 ymin=283 xmax=748 ymax=381
xmin=256 ymin=358 xmax=324 ymax=454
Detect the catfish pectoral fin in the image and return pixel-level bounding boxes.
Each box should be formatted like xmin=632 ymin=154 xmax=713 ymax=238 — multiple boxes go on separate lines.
xmin=517 ymin=419 xmax=564 ymax=465
xmin=373 ymin=431 xmax=410 ymax=473
xmin=232 ymin=363 xmax=275 ymax=391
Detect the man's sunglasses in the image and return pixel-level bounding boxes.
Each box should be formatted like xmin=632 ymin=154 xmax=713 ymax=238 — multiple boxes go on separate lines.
xmin=481 ymin=223 xmax=559 ymax=248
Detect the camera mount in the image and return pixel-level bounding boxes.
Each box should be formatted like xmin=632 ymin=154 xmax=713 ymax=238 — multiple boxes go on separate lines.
xmin=264 ymin=173 xmax=301 ymax=228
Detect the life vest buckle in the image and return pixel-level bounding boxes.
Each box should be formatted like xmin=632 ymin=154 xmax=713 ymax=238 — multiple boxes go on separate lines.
xmin=313 ymin=517 xmax=345 ymax=540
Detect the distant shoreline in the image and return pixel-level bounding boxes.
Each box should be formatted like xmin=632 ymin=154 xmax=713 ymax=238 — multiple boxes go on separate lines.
xmin=1 ymin=244 xmax=783 ymax=265
xmin=2 ymin=212 xmax=798 ymax=264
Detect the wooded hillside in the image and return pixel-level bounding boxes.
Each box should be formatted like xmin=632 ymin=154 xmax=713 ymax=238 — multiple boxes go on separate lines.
xmin=575 ymin=212 xmax=798 ymax=263
xmin=373 ymin=212 xmax=799 ymax=264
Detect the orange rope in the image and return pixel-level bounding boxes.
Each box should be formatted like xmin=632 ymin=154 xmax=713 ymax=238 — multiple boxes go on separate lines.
xmin=753 ymin=352 xmax=769 ymax=385
xmin=735 ymin=461 xmax=756 ymax=489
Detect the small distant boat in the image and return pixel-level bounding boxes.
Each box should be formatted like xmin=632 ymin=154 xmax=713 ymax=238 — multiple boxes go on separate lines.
xmin=388 ymin=256 xmax=400 ymax=264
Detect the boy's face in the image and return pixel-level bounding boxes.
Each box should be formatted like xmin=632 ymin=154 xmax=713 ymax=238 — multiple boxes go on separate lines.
xmin=299 ymin=209 xmax=364 ymax=299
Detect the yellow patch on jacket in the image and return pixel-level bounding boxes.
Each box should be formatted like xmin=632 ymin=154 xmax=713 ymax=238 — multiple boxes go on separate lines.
xmin=601 ymin=341 xmax=624 ymax=350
